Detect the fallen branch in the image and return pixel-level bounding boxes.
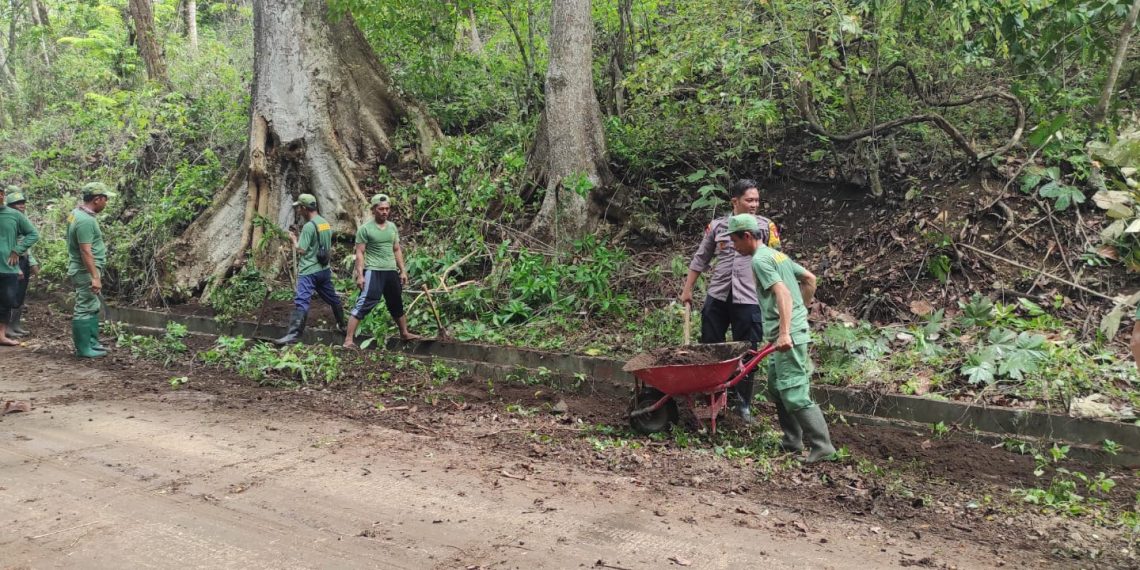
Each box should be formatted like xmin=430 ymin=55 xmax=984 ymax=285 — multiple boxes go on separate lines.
xmin=29 ymin=521 xmax=102 ymax=540
xmin=955 ymin=243 xmax=1116 ymax=302
xmin=794 ymin=62 xmax=1025 ymax=163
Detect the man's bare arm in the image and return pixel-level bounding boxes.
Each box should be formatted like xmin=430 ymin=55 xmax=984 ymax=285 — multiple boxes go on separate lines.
xmin=797 ymin=269 xmax=817 ymax=303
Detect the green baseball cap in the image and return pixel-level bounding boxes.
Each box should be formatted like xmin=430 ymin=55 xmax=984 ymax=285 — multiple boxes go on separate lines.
xmin=370 ymin=194 xmax=390 ymax=207
xmin=726 ymin=213 xmax=759 ymax=234
xmin=5 ymin=189 xmax=26 ymax=206
xmin=81 ymin=182 xmax=116 ymax=199
xmin=293 ymin=193 xmax=317 ymax=208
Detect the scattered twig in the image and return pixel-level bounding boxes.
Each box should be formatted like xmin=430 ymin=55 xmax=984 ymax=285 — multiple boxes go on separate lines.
xmin=29 ymin=521 xmax=102 ymax=540
xmin=500 ymin=469 xmax=527 ymax=481
xmin=493 ymin=542 xmax=533 ymax=551
xmin=955 ymin=243 xmax=1116 ymax=302
xmin=403 ymin=419 xmax=438 ymax=435
xmin=594 ymin=561 xmax=634 ymax=570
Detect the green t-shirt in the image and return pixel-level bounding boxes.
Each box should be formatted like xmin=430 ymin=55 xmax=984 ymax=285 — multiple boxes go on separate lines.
xmin=751 ymin=245 xmax=811 ymax=345
xmin=355 ymin=220 xmax=399 ymax=271
xmin=298 ymin=215 xmax=333 ymax=276
xmin=67 ymin=207 xmax=106 ymax=276
xmin=0 ymin=206 xmax=39 ymax=275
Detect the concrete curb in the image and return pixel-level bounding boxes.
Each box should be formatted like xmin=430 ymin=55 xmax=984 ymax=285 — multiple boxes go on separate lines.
xmin=107 ymin=305 xmax=1139 ymax=467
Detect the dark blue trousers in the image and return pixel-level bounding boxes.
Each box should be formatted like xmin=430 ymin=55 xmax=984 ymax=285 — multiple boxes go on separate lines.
xmin=294 ymin=269 xmax=342 ymax=312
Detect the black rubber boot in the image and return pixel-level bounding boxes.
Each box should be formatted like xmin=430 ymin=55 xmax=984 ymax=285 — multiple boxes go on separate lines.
xmin=773 ymin=399 xmax=803 ymax=452
xmin=793 ymin=405 xmax=836 ymax=463
xmin=274 ymin=309 xmax=307 ymax=346
xmin=331 ymin=304 xmax=347 ymax=333
xmin=8 ymin=307 xmax=27 ymax=337
xmin=731 ymin=377 xmax=755 ymax=425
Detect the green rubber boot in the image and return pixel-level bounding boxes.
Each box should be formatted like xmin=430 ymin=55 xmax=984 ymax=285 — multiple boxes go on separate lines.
xmin=73 ymin=317 xmax=107 ymax=358
xmin=89 ymin=318 xmax=107 ymax=352
xmin=773 ymin=399 xmax=804 ymax=452
xmin=793 ymin=405 xmax=835 ymax=463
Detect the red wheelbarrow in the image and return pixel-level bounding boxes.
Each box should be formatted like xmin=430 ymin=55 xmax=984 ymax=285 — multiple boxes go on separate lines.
xmin=623 ymin=342 xmax=777 ymax=434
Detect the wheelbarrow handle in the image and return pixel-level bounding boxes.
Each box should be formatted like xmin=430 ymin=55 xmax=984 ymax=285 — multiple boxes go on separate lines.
xmin=716 ymin=343 xmax=777 ymax=392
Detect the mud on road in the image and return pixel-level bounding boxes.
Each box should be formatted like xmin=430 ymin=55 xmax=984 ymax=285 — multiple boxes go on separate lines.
xmin=1 ymin=316 xmax=1136 ymax=568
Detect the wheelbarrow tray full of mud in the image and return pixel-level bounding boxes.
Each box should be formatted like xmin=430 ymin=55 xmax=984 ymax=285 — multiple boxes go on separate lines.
xmin=623 ymin=342 xmax=776 ymax=434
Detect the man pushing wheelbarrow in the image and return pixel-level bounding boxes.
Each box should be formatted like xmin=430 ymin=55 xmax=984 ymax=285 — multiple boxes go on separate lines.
xmin=626 ymin=214 xmax=835 ymax=463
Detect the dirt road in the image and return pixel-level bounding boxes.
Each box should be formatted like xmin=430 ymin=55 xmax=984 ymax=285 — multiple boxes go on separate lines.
xmin=0 ymin=349 xmax=1016 ymax=570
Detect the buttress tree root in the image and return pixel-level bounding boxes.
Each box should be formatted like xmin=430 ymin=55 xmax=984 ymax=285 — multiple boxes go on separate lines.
xmin=162 ymin=0 xmax=442 ymax=297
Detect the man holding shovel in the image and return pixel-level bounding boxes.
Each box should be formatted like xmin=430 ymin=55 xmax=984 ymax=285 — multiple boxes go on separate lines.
xmin=342 ymin=194 xmax=418 ymax=349
xmin=680 ymin=179 xmax=781 ymax=423
xmin=726 ymin=213 xmax=835 ymax=463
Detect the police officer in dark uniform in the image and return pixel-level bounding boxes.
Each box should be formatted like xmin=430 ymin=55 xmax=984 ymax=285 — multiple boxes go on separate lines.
xmin=680 ymin=179 xmax=781 ymax=423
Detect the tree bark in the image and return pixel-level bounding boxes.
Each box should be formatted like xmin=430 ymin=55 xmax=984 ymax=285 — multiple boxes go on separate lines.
xmin=128 ymin=0 xmax=169 ymax=86
xmin=26 ymin=0 xmax=50 ymax=66
xmin=185 ymin=0 xmax=199 ymax=54
xmin=163 ymin=0 xmax=443 ymax=295
xmin=456 ymin=6 xmax=482 ymax=54
xmin=526 ymin=0 xmax=612 ymax=245
xmin=1094 ymin=0 xmax=1140 ymax=122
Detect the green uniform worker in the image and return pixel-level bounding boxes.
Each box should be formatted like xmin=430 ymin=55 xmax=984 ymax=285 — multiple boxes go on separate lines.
xmin=0 ymin=185 xmax=39 ymax=346
xmin=274 ymin=193 xmax=347 ymax=345
xmin=6 ymin=188 xmax=39 ymax=337
xmin=66 ymin=182 xmax=115 ymax=358
xmin=726 ymin=214 xmax=835 ymax=463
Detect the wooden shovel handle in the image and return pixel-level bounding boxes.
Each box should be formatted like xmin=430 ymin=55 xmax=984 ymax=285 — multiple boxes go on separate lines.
xmin=682 ymin=301 xmax=691 ymax=345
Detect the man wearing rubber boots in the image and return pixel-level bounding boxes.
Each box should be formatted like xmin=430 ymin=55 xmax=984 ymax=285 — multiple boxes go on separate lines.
xmin=275 ymin=193 xmax=347 ymax=345
xmin=726 ymin=213 xmax=835 ymax=463
xmin=67 ymin=182 xmax=114 ymax=358
xmin=342 ymin=194 xmax=418 ymax=349
xmin=681 ymin=179 xmax=781 ymax=424
xmin=5 ymin=188 xmax=39 ymax=338
xmin=0 ymin=185 xmax=39 ymax=347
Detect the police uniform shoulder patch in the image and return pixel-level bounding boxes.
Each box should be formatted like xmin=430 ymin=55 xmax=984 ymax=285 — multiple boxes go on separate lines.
xmin=768 ymin=221 xmax=781 ymax=248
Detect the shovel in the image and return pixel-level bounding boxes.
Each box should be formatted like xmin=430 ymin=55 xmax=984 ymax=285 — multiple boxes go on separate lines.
xmin=421 ymin=285 xmax=451 ymax=340
xmin=682 ymin=301 xmax=691 ymax=345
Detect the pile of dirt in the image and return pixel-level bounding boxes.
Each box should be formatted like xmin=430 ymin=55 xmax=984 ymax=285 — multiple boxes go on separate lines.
xmin=623 ymin=342 xmax=749 ymax=372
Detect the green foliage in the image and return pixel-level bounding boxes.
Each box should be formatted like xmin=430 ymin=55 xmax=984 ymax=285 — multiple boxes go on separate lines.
xmin=115 ymin=322 xmax=189 ymax=366
xmin=207 ymin=268 xmax=269 ymax=324
xmin=960 ymin=328 xmax=1047 ymax=386
xmin=926 ymin=254 xmax=952 ymax=284
xmin=1020 ymin=165 xmax=1087 ymax=211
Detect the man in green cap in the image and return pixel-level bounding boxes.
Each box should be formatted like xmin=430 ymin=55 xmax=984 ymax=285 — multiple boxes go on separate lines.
xmin=275 ymin=193 xmax=347 ymax=345
xmin=726 ymin=213 xmax=835 ymax=463
xmin=342 ymin=193 xmax=418 ymax=348
xmin=5 ymin=188 xmax=39 ymax=337
xmin=0 ymin=185 xmax=39 ymax=346
xmin=67 ymin=182 xmax=115 ymax=358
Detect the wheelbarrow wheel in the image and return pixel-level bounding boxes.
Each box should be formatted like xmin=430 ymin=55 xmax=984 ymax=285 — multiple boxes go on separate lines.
xmin=629 ymin=387 xmax=678 ymax=435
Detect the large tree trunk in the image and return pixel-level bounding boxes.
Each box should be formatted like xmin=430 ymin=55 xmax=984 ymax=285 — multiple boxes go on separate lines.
xmin=456 ymin=6 xmax=483 ymax=54
xmin=1094 ymin=0 xmax=1140 ymax=122
xmin=128 ymin=0 xmax=169 ymax=86
xmin=185 ymin=0 xmax=199 ymax=53
xmin=526 ymin=0 xmax=612 ymax=245
xmin=27 ymin=0 xmax=50 ymax=66
xmin=163 ymin=0 xmax=443 ymax=295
